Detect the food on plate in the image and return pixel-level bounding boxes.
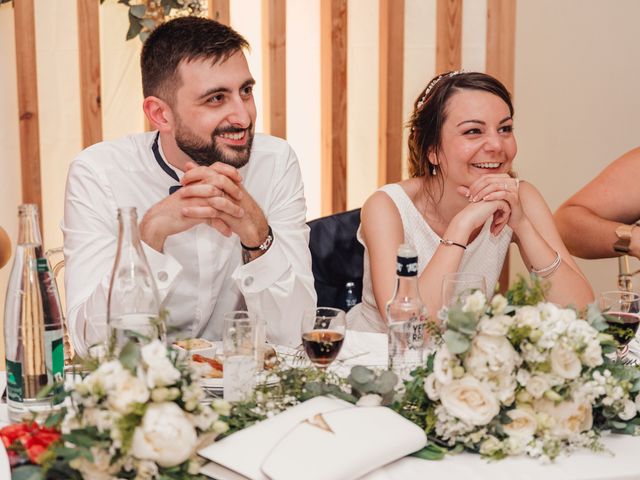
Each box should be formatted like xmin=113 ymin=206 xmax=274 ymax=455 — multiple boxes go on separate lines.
xmin=174 ymin=338 xmax=214 ymax=350
xmin=192 ymin=353 xmax=223 ymax=378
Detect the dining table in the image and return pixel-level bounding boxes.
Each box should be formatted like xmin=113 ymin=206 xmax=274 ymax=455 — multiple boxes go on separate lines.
xmin=3 ymin=332 xmax=640 ymax=480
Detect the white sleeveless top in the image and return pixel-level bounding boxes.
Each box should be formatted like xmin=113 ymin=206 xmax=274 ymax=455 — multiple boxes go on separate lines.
xmin=347 ymin=183 xmax=513 ymax=333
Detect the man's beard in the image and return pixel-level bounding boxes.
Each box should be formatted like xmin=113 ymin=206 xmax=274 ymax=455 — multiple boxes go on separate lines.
xmin=175 ymin=123 xmax=254 ymax=168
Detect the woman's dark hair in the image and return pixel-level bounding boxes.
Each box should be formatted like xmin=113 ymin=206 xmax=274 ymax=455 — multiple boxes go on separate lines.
xmin=407 ymin=71 xmax=514 ymax=206
xmin=141 ymin=16 xmax=249 ymax=104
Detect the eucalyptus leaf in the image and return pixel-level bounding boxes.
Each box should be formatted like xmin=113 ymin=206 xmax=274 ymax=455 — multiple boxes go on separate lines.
xmin=140 ymin=31 xmax=151 ymax=43
xmin=11 ymin=465 xmax=44 ymax=480
xmin=118 ymin=340 xmax=141 ymax=372
xmin=443 ymin=329 xmax=471 ymax=354
xmin=126 ymin=15 xmax=142 ymax=41
xmin=410 ymin=444 xmax=447 ymax=460
xmin=447 ymin=309 xmax=478 ymax=336
xmin=349 ymin=365 xmax=375 ymax=384
xmin=129 ymin=4 xmax=146 ymax=18
xmin=140 ymin=18 xmax=158 ymax=30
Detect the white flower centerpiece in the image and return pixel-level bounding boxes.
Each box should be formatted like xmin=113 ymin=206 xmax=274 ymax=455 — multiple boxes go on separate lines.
xmin=403 ymin=282 xmax=640 ymax=461
xmin=59 ymin=340 xmax=231 ymax=479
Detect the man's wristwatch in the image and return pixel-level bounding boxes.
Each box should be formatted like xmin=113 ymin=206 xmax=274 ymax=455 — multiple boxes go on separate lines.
xmin=613 ymin=223 xmax=639 ymax=254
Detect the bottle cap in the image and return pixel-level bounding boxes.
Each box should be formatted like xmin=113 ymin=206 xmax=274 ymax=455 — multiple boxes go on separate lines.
xmin=396 ymin=243 xmax=418 ymax=276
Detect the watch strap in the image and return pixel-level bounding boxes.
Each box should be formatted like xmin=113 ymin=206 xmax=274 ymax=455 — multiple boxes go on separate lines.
xmin=241 ymin=225 xmax=274 ymax=252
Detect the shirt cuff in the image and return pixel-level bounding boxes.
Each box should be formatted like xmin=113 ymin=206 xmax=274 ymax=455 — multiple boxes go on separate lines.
xmin=232 ymin=238 xmax=289 ymax=293
xmin=141 ymin=241 xmax=183 ymax=295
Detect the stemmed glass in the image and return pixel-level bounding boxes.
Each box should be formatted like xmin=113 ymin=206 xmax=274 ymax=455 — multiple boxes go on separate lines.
xmin=442 ymin=273 xmax=488 ymax=309
xmin=599 ymin=291 xmax=640 ymax=360
xmin=301 ymin=307 xmax=346 ymax=369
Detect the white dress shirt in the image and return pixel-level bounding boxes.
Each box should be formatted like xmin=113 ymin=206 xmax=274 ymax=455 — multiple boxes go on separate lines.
xmin=62 ymin=131 xmax=316 ymax=357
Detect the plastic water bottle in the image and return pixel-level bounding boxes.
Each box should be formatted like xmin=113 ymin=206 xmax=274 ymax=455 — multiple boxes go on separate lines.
xmin=345 ymin=281 xmax=358 ymax=311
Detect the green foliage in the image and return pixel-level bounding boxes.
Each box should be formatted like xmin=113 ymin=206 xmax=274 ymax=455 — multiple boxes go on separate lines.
xmin=505 ymin=275 xmax=547 ymax=306
xmin=347 ymin=366 xmax=398 ymax=404
xmin=101 ymin=0 xmax=209 ymax=43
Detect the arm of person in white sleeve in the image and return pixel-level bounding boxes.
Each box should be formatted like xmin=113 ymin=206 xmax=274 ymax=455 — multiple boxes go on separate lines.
xmin=62 ymin=158 xmax=182 ymax=358
xmin=231 ymin=146 xmax=316 ymax=347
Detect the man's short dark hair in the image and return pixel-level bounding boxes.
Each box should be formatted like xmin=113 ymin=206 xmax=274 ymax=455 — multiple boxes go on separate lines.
xmin=141 ymin=16 xmax=249 ymax=103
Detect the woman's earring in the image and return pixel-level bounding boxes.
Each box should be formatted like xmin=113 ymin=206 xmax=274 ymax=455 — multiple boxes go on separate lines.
xmin=430 ymin=163 xmax=437 ymax=176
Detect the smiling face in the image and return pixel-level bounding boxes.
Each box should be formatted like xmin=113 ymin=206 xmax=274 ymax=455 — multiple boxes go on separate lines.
xmin=171 ymin=51 xmax=257 ymax=168
xmin=433 ymin=89 xmax=517 ymax=188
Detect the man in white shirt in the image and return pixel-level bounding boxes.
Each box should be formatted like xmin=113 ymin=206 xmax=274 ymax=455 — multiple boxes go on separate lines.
xmin=63 ymin=16 xmax=316 ymax=357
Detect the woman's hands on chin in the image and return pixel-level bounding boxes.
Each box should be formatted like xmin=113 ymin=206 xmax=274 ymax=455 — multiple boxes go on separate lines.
xmin=458 ymin=173 xmax=525 ymax=233
xmin=451 ymin=196 xmax=512 ymax=239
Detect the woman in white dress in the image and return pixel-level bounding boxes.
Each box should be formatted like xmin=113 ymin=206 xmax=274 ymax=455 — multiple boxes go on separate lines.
xmin=349 ymin=71 xmax=593 ymax=333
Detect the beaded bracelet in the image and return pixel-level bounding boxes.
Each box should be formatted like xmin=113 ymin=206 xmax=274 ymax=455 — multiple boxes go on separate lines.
xmin=530 ymin=251 xmax=561 ymax=278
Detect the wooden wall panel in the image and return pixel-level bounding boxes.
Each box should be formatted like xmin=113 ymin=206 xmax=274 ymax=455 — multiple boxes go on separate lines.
xmin=77 ymin=0 xmax=103 ymax=148
xmin=486 ymin=0 xmax=516 ymax=94
xmin=208 ymin=0 xmax=230 ymax=25
xmin=13 ymin=0 xmax=42 ymax=221
xmin=262 ymin=0 xmax=286 ymax=139
xmin=486 ymin=0 xmax=516 ymax=292
xmin=436 ymin=0 xmax=462 ymax=73
xmin=320 ymin=0 xmax=347 ymax=215
xmin=378 ymin=0 xmax=404 ymax=186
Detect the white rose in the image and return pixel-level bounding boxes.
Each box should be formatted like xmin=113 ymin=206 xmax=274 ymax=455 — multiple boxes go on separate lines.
xmin=462 ymin=290 xmax=487 ymax=315
xmin=433 ymin=345 xmax=454 ymax=385
xmin=515 ymin=306 xmax=542 ymax=329
xmin=424 ymin=373 xmax=441 ymax=400
xmin=464 ymin=334 xmax=520 ymax=378
xmin=142 ymin=341 xmax=181 ymax=388
xmin=478 ymin=316 xmax=509 ymax=336
xmin=538 ymin=302 xmax=561 ymax=323
xmin=581 ymin=342 xmax=604 ymax=368
xmin=131 ymin=402 xmax=198 ymax=467
xmin=356 ymin=394 xmax=383 ymax=407
xmin=534 ymin=399 xmax=593 ymax=439
xmin=440 ymin=376 xmax=500 ymax=426
xmin=550 ymin=344 xmax=582 ymax=379
xmin=107 ymin=371 xmax=150 ymax=414
xmin=503 ymin=408 xmax=538 ymax=441
xmin=619 ymin=399 xmax=637 ymax=421
xmin=490 ymin=294 xmax=508 ymax=314
xmin=525 ymin=375 xmax=550 ymax=399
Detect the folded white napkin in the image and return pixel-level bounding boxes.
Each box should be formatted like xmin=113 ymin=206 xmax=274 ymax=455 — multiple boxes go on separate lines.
xmin=337 ymin=330 xmax=388 ymax=367
xmin=198 ymin=396 xmax=426 ymax=480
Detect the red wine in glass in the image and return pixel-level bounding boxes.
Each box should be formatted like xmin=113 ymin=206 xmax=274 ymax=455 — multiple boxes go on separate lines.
xmin=603 ymin=311 xmax=640 ymax=348
xmin=302 ymin=330 xmax=345 ymax=368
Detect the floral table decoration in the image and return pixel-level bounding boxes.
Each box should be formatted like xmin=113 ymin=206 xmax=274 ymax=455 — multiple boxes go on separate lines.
xmin=5 ymin=340 xmax=231 ymax=480
xmin=6 ymin=279 xmax=640 ymax=479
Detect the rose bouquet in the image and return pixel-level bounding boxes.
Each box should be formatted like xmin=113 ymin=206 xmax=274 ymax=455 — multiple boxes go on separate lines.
xmin=396 ymin=283 xmax=640 ymax=460
xmin=9 ymin=340 xmax=231 ymax=479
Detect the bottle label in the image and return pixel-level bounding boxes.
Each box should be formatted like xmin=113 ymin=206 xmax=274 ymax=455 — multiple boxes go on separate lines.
xmin=36 ymin=258 xmax=50 ymax=273
xmin=396 ymin=256 xmax=418 ymax=276
xmin=6 ymin=360 xmax=24 ymax=403
xmin=44 ymin=330 xmax=65 ymax=402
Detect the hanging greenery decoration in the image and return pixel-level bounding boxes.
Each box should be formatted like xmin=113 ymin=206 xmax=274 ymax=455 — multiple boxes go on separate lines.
xmin=102 ymin=0 xmax=208 ymax=42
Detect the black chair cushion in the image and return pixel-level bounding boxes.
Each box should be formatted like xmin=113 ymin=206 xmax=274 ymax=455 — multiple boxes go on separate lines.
xmin=307 ymin=209 xmax=364 ymax=310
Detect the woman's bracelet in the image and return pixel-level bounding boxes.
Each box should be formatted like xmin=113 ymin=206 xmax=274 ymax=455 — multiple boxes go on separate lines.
xmin=530 ymin=251 xmax=562 ymax=278
xmin=439 ymin=238 xmax=467 ymax=250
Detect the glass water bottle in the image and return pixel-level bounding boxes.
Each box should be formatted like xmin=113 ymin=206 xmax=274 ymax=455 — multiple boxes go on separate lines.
xmin=4 ymin=204 xmax=65 ymax=422
xmin=107 ymin=207 xmax=163 ymax=355
xmin=386 ymin=243 xmax=428 ymax=379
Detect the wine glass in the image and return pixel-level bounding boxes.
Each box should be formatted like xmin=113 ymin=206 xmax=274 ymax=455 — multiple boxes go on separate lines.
xmin=599 ymin=291 xmax=640 ymax=359
xmin=301 ymin=307 xmax=346 ymax=369
xmin=442 ymin=273 xmax=488 ymax=309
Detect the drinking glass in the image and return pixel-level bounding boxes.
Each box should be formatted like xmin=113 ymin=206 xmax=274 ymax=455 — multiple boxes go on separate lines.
xmin=222 ymin=311 xmax=257 ymax=401
xmin=599 ymin=291 xmax=640 ymax=359
xmin=442 ymin=273 xmax=487 ymax=309
xmin=83 ymin=314 xmax=108 ymax=361
xmin=301 ymin=307 xmax=346 ymax=369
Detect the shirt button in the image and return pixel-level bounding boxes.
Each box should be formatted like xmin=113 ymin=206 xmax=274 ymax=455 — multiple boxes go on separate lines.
xmin=157 ymin=271 xmax=168 ymax=282
xmin=244 ymin=276 xmax=254 ymax=287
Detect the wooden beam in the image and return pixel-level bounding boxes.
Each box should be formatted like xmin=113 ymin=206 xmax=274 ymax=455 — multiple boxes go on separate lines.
xmin=208 ymin=0 xmax=230 ymax=25
xmin=378 ymin=0 xmax=404 ymax=186
xmin=77 ymin=0 xmax=103 ymax=148
xmin=486 ymin=0 xmax=516 ymax=94
xmin=262 ymin=0 xmax=286 ymax=139
xmin=320 ymin=0 xmax=347 ymax=215
xmin=13 ymin=0 xmax=42 ymax=219
xmin=435 ymin=0 xmax=462 ymax=73
xmin=486 ymin=0 xmax=516 ymax=292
